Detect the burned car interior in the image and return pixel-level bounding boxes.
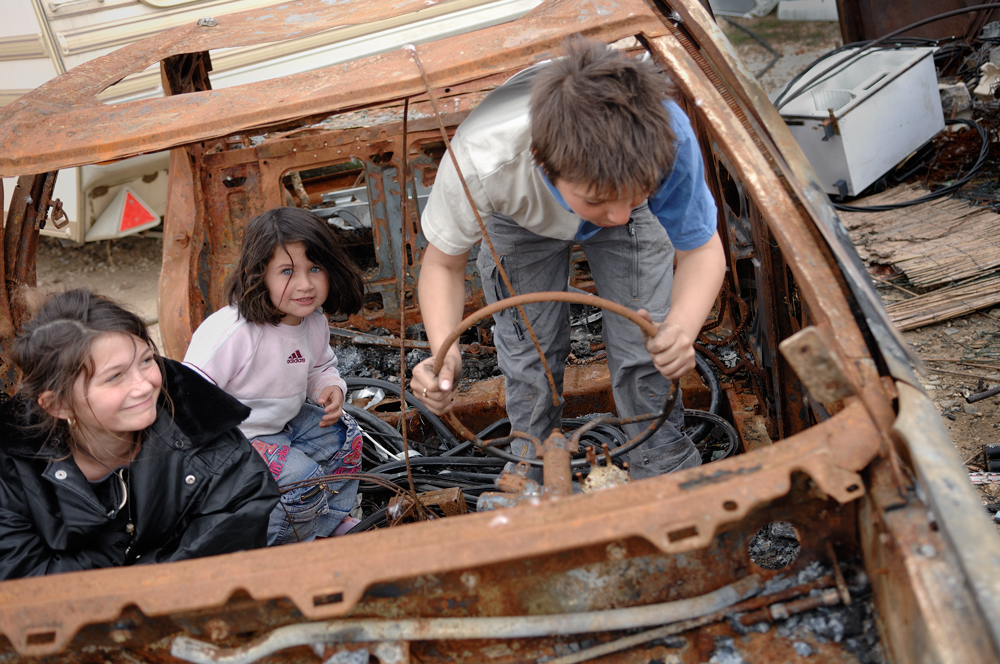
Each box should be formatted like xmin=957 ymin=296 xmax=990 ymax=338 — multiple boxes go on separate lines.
xmin=2 ymin=0 xmax=1000 ymax=662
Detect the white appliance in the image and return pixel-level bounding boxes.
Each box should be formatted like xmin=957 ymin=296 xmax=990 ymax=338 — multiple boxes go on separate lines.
xmin=777 ymin=47 xmax=945 ymax=197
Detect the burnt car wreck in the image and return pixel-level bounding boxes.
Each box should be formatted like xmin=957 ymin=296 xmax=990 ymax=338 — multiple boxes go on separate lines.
xmin=2 ymin=0 xmax=1000 ymax=662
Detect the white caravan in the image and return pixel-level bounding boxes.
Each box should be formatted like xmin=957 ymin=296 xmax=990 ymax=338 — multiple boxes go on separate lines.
xmin=1 ymin=0 xmax=540 ymax=243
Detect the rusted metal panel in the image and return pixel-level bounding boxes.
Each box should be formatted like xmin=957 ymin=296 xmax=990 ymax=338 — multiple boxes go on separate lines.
xmin=389 ymin=487 xmax=468 ymax=521
xmin=861 ymin=455 xmax=1000 ymax=663
xmin=892 ymin=381 xmax=1000 ymax=653
xmin=835 ymin=0 xmax=1000 ymax=44
xmin=664 ymin=0 xmax=921 ymax=385
xmin=0 ymin=399 xmax=878 ymax=657
xmin=725 ymin=388 xmax=772 ymax=452
xmin=0 ymin=0 xmax=667 ymax=177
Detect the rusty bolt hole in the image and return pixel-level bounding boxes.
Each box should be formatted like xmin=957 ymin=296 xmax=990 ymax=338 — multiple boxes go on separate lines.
xmin=26 ymin=631 xmax=56 ymax=645
xmin=723 ymin=500 xmax=738 ymax=511
xmin=313 ymin=592 xmax=344 ymax=606
xmin=748 ymin=521 xmax=801 ymax=571
xmin=667 ymin=525 xmax=699 ymax=542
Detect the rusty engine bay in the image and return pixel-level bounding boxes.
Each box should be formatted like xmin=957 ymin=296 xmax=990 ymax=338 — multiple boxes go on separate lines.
xmin=1 ymin=0 xmax=1000 ymax=662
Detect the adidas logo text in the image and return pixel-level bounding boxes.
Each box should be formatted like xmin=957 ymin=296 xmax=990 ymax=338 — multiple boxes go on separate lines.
xmin=287 ymin=350 xmax=306 ymax=364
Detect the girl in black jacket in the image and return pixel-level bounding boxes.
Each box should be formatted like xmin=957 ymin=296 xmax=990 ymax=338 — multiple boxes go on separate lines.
xmin=0 ymin=289 xmax=279 ymax=580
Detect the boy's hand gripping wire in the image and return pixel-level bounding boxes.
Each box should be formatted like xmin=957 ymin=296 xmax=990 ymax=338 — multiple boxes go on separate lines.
xmin=412 ymin=347 xmax=462 ymax=416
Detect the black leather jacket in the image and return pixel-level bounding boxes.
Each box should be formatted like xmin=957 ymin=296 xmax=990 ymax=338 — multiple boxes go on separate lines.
xmin=0 ymin=359 xmax=279 ymax=580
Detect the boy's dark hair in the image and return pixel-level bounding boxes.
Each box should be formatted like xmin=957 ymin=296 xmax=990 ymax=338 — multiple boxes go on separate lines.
xmin=12 ymin=288 xmax=164 ymax=450
xmin=530 ymin=36 xmax=677 ymax=198
xmin=226 ymin=207 xmax=365 ymax=325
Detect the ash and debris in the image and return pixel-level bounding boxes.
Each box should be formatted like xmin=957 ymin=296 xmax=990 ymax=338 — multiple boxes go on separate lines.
xmin=333 ymin=304 xmax=604 ymax=383
xmin=793 ymin=640 xmax=815 ymax=657
xmin=729 ymin=558 xmax=884 ymax=664
xmin=762 ymin=560 xmax=827 ymax=594
xmin=748 ymin=521 xmax=801 ymax=570
xmin=709 ymin=637 xmax=747 ymax=664
xmin=333 ymin=335 xmax=432 ymax=381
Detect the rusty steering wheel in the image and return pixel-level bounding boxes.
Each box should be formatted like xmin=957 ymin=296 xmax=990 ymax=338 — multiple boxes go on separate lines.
xmin=431 ymin=291 xmax=679 ymax=468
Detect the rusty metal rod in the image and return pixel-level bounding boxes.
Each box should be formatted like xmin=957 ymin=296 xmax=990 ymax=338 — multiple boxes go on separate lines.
xmin=738 ymin=588 xmax=840 ymax=625
xmin=544 ymin=577 xmax=837 ymax=664
xmin=328 ymin=327 xmax=495 ymax=354
xmin=170 ymin=575 xmax=762 ymax=664
xmin=397 ymin=95 xmax=427 ymax=521
xmin=407 ymin=44 xmax=560 ymax=407
xmin=967 ymin=385 xmax=1000 ymax=403
xmin=431 ymin=291 xmax=658 ymax=376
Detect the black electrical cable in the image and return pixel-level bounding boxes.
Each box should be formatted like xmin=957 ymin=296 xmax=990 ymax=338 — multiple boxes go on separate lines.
xmin=686 ymin=352 xmax=722 ymax=443
xmin=832 ymin=117 xmax=988 ymax=212
xmin=684 ymin=410 xmax=740 ymax=462
xmin=345 ymin=377 xmax=460 ymax=449
xmin=773 ymin=38 xmax=938 ymax=110
xmin=442 ymin=418 xmax=512 ymax=457
xmin=775 ymin=4 xmax=1000 ymax=110
xmin=347 ymin=506 xmax=389 ymax=533
xmin=343 ymin=403 xmax=405 ymax=453
xmin=723 ymin=18 xmax=780 ymax=79
xmin=369 ymin=456 xmax=507 ymax=475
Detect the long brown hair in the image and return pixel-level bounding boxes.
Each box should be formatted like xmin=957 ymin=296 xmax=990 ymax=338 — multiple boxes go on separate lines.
xmin=225 ymin=207 xmax=365 ymax=325
xmin=12 ymin=289 xmax=163 ymax=451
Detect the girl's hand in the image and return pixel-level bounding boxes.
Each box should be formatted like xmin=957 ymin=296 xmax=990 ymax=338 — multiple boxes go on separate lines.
xmin=411 ymin=348 xmax=462 ymax=416
xmin=317 ymin=386 xmax=345 ymax=427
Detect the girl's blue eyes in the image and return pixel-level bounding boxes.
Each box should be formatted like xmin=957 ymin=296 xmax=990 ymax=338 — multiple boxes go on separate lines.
xmin=280 ymin=266 xmax=322 ymax=275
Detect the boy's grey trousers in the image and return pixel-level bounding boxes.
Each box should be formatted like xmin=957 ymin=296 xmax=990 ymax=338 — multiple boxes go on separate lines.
xmin=476 ymin=206 xmax=702 ymax=480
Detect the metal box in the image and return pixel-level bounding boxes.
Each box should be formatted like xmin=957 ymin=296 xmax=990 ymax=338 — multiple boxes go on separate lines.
xmin=778 ymin=47 xmax=944 ymax=196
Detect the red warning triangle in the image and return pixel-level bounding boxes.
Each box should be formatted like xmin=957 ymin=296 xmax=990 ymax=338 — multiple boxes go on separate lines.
xmin=120 ymin=192 xmax=158 ymax=232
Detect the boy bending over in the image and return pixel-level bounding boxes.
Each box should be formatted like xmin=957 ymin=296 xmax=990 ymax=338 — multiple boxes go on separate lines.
xmin=411 ymin=37 xmax=726 ymax=479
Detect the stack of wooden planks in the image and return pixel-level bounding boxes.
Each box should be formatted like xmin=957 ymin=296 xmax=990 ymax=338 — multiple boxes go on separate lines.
xmin=839 ymin=184 xmax=1000 ymax=330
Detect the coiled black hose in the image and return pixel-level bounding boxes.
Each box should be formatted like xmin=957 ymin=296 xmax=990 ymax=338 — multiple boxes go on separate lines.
xmin=343 ymin=403 xmax=404 ymax=454
xmin=345 ymin=377 xmax=460 ymax=449
xmin=687 ymin=352 xmax=722 ymax=444
xmin=369 ymin=456 xmax=506 ymax=475
xmin=684 ymin=409 xmax=739 ymax=463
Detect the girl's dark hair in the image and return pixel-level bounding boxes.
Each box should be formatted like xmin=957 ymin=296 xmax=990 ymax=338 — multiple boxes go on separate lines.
xmin=530 ymin=36 xmax=677 ymax=198
xmin=225 ymin=207 xmax=365 ymax=325
xmin=12 ymin=288 xmax=163 ymax=450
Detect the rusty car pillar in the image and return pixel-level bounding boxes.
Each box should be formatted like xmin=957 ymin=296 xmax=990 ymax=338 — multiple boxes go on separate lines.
xmin=0 ymin=172 xmax=54 ymax=385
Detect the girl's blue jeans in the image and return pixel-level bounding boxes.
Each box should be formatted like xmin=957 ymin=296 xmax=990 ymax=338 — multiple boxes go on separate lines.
xmin=249 ymin=404 xmax=362 ymax=545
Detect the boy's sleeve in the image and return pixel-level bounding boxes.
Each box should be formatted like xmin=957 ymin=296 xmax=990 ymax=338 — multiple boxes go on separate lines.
xmin=419 ymin=142 xmax=493 ymax=256
xmin=307 ymin=316 xmax=347 ymax=402
xmin=647 ymin=101 xmax=719 ymax=251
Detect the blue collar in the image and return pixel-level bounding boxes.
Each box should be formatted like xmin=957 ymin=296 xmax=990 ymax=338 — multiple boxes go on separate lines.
xmin=537 ymin=167 xmax=605 ymax=241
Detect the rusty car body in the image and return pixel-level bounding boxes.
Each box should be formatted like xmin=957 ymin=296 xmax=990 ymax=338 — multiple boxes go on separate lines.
xmin=2 ymin=0 xmax=1000 ymax=662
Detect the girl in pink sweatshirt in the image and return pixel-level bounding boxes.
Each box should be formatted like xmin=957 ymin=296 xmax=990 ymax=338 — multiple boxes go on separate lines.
xmin=184 ymin=207 xmax=366 ymax=544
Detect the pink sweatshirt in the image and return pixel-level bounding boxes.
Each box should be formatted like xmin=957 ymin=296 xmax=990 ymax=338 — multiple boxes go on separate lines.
xmin=182 ymin=306 xmax=347 ymax=438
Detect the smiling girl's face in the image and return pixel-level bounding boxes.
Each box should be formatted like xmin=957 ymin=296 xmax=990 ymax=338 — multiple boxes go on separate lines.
xmin=72 ymin=332 xmax=162 ymax=439
xmin=264 ymin=241 xmax=330 ymax=325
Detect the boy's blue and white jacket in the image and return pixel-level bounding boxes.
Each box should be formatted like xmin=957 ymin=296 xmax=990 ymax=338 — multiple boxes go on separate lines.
xmin=420 ymin=62 xmax=718 ymax=256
